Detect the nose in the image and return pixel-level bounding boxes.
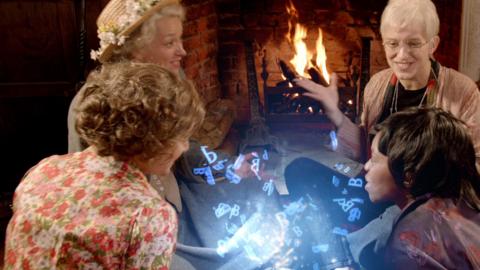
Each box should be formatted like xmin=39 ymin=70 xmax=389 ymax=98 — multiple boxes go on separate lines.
xmin=395 ymin=45 xmax=413 ymax=58
xmin=364 ymin=159 xmax=371 ymax=172
xmin=177 ymin=42 xmax=187 ymax=57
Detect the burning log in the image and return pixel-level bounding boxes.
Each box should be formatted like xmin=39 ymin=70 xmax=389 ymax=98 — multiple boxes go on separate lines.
xmin=278 ymin=58 xmax=329 ymax=88
xmin=275 ymin=80 xmax=290 ymax=88
xmin=308 ymin=62 xmax=329 ymax=87
xmin=278 ymin=59 xmax=297 ymax=83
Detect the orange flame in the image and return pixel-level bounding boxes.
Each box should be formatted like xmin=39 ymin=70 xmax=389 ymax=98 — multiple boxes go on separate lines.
xmin=315 ymin=28 xmax=330 ymax=83
xmin=285 ymin=0 xmax=298 ymax=45
xmin=290 ymin=24 xmax=310 ymax=77
xmin=285 ymin=0 xmax=330 ymax=83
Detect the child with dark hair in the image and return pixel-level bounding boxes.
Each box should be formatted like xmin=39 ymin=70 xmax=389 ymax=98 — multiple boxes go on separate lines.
xmin=364 ymin=107 xmax=480 ymax=269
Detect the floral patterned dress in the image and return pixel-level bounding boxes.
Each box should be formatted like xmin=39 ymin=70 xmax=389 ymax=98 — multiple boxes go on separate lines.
xmin=4 ymin=147 xmax=177 ymax=269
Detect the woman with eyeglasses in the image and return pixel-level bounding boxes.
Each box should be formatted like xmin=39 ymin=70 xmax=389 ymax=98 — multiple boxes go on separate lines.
xmin=294 ymin=0 xmax=480 ymax=166
xmin=285 ymin=0 xmax=480 ymax=268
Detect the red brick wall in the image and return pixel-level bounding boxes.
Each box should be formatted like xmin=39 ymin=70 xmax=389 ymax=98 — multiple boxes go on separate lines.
xmin=183 ymin=0 xmax=221 ymax=104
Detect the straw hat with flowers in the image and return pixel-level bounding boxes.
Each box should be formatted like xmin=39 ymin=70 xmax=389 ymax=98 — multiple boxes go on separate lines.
xmin=91 ymin=0 xmax=180 ymax=63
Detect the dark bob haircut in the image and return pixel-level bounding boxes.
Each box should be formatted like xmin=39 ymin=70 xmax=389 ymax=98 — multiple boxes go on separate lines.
xmin=375 ymin=107 xmax=480 ymax=210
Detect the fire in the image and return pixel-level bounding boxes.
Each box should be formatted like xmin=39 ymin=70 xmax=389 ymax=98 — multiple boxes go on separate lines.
xmin=315 ymin=28 xmax=330 ymax=83
xmin=290 ymin=24 xmax=310 ymax=78
xmin=285 ymin=0 xmax=330 ymax=83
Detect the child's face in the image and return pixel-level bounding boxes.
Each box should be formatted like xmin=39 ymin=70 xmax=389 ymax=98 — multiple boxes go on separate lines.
xmin=364 ymin=133 xmax=404 ymax=204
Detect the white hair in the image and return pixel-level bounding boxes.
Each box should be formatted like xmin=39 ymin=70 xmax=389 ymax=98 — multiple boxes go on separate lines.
xmin=380 ymin=0 xmax=440 ymax=40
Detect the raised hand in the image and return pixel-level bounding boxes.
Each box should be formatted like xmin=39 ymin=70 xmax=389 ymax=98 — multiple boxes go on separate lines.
xmin=293 ymin=73 xmax=344 ymax=127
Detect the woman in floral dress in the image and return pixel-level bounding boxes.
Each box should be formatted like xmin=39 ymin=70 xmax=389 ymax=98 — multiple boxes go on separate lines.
xmin=3 ymin=62 xmax=205 ymax=269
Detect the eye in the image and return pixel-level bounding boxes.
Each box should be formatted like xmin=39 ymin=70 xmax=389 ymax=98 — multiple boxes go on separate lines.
xmin=164 ymin=40 xmax=175 ymax=47
xmin=384 ymin=40 xmax=399 ymax=48
xmin=406 ymin=40 xmax=425 ymax=48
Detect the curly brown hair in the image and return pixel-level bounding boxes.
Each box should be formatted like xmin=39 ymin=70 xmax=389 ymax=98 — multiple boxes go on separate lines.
xmin=76 ymin=62 xmax=205 ymax=161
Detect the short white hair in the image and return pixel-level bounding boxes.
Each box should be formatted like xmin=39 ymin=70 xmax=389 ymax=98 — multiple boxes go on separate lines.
xmin=380 ymin=0 xmax=439 ymax=40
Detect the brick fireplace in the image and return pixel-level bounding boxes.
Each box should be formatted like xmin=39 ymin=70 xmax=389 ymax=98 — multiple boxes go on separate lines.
xmin=182 ymin=0 xmax=462 ymax=125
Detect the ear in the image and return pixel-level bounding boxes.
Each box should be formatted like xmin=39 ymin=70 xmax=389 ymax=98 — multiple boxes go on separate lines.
xmin=402 ymin=172 xmax=415 ymax=189
xmin=429 ymin=36 xmax=440 ymax=56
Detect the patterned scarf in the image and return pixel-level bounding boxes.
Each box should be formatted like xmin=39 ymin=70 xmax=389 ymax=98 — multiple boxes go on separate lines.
xmin=378 ymin=59 xmax=440 ymax=123
xmin=367 ymin=60 xmax=441 ymax=159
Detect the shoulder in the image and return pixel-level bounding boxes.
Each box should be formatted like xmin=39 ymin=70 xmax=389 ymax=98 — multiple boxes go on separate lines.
xmin=437 ymin=66 xmax=480 ymax=115
xmin=23 ymin=152 xmax=72 ymax=179
xmin=384 ymin=200 xmax=439 ymax=268
xmin=392 ymin=198 xmax=461 ymax=235
xmin=365 ymin=68 xmax=392 ymax=94
xmin=362 ymin=68 xmax=393 ymax=110
xmin=439 ymin=66 xmax=478 ymax=93
xmin=369 ymin=68 xmax=394 ymax=82
xmin=390 ymin=202 xmax=436 ymax=246
xmin=387 ymin=198 xmax=480 ymax=269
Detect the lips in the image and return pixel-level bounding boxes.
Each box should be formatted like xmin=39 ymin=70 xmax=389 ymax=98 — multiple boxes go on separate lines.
xmin=396 ymin=62 xmax=412 ymax=71
xmin=171 ymin=60 xmax=183 ymax=70
xmin=364 ymin=176 xmax=370 ymax=191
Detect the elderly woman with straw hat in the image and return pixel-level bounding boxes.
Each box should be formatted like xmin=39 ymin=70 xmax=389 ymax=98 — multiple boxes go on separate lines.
xmin=67 ymin=1 xmax=191 ymax=262
xmin=69 ymin=0 xmax=187 ymax=153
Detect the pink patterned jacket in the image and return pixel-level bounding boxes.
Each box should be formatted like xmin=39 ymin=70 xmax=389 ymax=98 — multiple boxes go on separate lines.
xmin=337 ymin=65 xmax=480 ymax=170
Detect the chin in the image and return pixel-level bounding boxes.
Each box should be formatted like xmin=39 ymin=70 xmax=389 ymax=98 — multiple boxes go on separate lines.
xmin=394 ymin=65 xmax=422 ymax=79
xmin=366 ymin=190 xmax=380 ymax=203
xmin=167 ymin=63 xmax=181 ymax=73
xmin=395 ymin=72 xmax=416 ymax=81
